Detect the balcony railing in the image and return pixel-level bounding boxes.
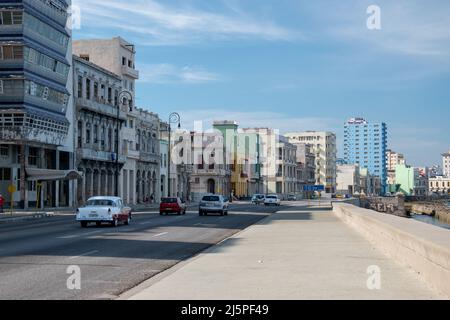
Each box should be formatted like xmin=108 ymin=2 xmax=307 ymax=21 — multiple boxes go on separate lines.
xmin=78 ymin=148 xmax=126 ymax=163
xmin=121 ymin=66 xmax=139 ymax=79
xmin=76 ymin=98 xmax=127 ymax=121
xmin=25 ymin=0 xmax=69 ymax=26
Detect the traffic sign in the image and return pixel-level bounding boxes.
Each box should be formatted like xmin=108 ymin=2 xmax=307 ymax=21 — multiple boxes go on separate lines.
xmin=7 ymin=184 xmax=16 ymax=194
xmin=303 ymin=185 xmax=325 ymax=192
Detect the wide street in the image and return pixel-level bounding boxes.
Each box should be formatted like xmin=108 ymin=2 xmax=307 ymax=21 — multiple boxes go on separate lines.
xmin=0 ymin=202 xmax=284 ymax=300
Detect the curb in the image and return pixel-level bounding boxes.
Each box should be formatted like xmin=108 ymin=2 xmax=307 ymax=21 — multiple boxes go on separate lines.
xmin=0 ymin=212 xmax=60 ymax=224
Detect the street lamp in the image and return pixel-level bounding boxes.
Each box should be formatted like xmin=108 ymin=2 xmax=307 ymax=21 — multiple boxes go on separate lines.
xmin=115 ymin=90 xmax=133 ymax=197
xmin=167 ymin=112 xmax=181 ymax=197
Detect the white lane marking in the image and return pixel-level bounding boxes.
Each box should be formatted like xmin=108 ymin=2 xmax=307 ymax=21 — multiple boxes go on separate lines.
xmin=139 ymin=221 xmax=155 ymax=225
xmin=153 ymin=232 xmax=168 ymax=238
xmin=69 ymin=250 xmax=99 ymax=260
xmin=59 ymin=230 xmax=103 ymax=239
xmin=194 ymin=223 xmax=202 ymax=226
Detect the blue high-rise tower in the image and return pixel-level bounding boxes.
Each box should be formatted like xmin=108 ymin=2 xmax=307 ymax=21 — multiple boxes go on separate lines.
xmin=343 ymin=118 xmax=388 ymax=194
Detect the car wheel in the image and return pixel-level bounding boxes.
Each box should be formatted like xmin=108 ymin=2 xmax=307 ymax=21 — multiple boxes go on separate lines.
xmin=220 ymin=210 xmax=225 ymax=216
xmin=124 ymin=215 xmax=131 ymax=225
xmin=183 ymin=209 xmax=187 ymax=215
xmin=177 ymin=211 xmax=181 ymax=215
xmin=111 ymin=219 xmax=118 ymax=227
xmin=96 ymin=222 xmax=101 ymax=227
xmin=80 ymin=221 xmax=88 ymax=228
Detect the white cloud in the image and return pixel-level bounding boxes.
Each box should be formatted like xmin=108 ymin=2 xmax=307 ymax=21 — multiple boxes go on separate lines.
xmin=73 ymin=0 xmax=297 ymax=45
xmin=139 ymin=64 xmax=220 ymax=84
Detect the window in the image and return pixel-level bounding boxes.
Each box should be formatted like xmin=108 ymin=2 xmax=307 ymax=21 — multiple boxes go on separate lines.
xmin=93 ymin=124 xmax=98 ymax=144
xmin=80 ymin=54 xmax=89 ymax=61
xmin=108 ymin=87 xmax=112 ymax=104
xmin=0 ymin=80 xmax=3 ymax=95
xmin=28 ymin=147 xmax=39 ymax=166
xmin=0 ymin=11 xmax=23 ymax=25
xmin=85 ymin=79 xmax=91 ymax=99
xmin=77 ymin=121 xmax=82 ymax=148
xmin=0 ymin=168 xmax=11 ymax=181
xmin=93 ymin=82 xmax=98 ymax=98
xmin=0 ymin=45 xmax=23 ymax=60
xmin=77 ymin=76 xmax=82 ymax=98
xmin=24 ymin=13 xmax=69 ymax=48
xmin=122 ymin=57 xmax=126 ymax=66
xmin=0 ymin=145 xmax=8 ymax=156
xmin=85 ymin=123 xmax=91 ymax=144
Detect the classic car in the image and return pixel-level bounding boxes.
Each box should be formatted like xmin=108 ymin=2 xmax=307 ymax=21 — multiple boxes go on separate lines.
xmin=76 ymin=196 xmax=132 ymax=228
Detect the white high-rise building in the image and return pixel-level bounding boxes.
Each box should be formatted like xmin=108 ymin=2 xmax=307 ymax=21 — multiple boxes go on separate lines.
xmin=443 ymin=150 xmax=450 ymax=178
xmin=285 ymin=131 xmax=337 ymax=193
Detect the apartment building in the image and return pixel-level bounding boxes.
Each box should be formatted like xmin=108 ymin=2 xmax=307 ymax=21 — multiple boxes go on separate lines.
xmin=0 ymin=0 xmax=78 ymax=209
xmin=286 ymin=131 xmax=337 ymax=193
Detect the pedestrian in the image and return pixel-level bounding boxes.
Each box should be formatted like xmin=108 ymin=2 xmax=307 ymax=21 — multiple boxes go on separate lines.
xmin=0 ymin=194 xmax=4 ymax=213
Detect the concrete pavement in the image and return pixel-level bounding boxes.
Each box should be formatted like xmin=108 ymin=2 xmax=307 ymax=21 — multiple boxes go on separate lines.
xmin=124 ymin=203 xmax=443 ymax=300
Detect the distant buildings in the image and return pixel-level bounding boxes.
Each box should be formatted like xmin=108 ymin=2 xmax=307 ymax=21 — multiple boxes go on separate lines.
xmin=394 ymin=164 xmax=428 ymax=196
xmin=336 ymin=164 xmax=360 ymax=195
xmin=343 ymin=118 xmax=387 ymax=194
xmin=443 ymin=150 xmax=450 ymax=178
xmin=285 ymin=131 xmax=337 ymax=193
xmin=429 ymin=176 xmax=450 ymax=195
xmin=386 ymin=149 xmax=406 ymax=186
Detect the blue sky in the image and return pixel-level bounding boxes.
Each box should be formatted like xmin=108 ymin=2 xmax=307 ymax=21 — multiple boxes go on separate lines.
xmin=72 ymin=0 xmax=450 ymax=166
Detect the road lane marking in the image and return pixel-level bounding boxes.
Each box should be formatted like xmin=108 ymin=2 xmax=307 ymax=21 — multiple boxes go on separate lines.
xmin=69 ymin=250 xmax=99 ymax=260
xmin=59 ymin=230 xmax=103 ymax=239
xmin=153 ymin=232 xmax=168 ymax=237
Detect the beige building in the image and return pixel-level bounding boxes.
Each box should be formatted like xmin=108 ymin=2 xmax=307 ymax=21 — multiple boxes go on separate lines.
xmin=187 ymin=130 xmax=231 ymax=202
xmin=386 ymin=149 xmax=406 ymax=185
xmin=429 ymin=176 xmax=450 ymax=195
xmin=336 ymin=164 xmax=360 ymax=195
xmin=73 ymin=37 xmax=161 ymax=205
xmin=286 ymin=131 xmax=337 ymax=193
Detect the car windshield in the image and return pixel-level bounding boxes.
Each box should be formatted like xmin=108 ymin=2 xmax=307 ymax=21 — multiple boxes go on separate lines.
xmin=202 ymin=196 xmax=220 ymax=202
xmin=161 ymin=198 xmax=178 ymax=203
xmin=86 ymin=199 xmax=115 ymax=207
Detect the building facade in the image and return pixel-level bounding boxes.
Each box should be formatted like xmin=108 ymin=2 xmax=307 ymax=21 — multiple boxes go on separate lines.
xmin=344 ymin=118 xmax=388 ymax=194
xmin=73 ymin=55 xmax=126 ymax=204
xmin=394 ymin=164 xmax=428 ymax=196
xmin=336 ymin=164 xmax=360 ymax=195
xmin=443 ymin=150 xmax=450 ymax=178
xmin=0 ymin=0 xmax=79 ymax=209
xmin=386 ymin=149 xmax=405 ymax=186
xmin=187 ymin=129 xmax=231 ymax=202
xmin=429 ymin=176 xmax=450 ymax=195
xmin=286 ymin=131 xmax=337 ymax=193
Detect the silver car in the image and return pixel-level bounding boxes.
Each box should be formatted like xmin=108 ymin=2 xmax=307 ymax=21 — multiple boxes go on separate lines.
xmin=199 ymin=195 xmax=229 ymax=216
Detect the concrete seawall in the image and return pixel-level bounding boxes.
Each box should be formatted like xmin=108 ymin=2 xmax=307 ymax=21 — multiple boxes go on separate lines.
xmin=333 ymin=203 xmax=450 ymax=298
xmin=405 ymin=202 xmax=450 ymax=225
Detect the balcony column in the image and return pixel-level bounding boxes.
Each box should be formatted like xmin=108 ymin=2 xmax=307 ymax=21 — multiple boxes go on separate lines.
xmin=81 ymin=76 xmax=87 ymax=99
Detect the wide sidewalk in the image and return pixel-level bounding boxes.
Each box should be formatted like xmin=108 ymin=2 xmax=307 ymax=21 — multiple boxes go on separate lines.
xmin=123 ymin=203 xmax=443 ymax=300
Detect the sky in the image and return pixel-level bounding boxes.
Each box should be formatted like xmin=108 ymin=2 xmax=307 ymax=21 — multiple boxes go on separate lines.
xmin=72 ymin=0 xmax=450 ymax=167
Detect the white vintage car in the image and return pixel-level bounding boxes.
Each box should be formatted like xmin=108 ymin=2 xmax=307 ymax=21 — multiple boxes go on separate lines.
xmin=76 ymin=196 xmax=132 ymax=228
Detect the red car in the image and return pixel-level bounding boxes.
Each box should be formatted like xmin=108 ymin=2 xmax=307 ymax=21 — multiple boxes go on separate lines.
xmin=160 ymin=197 xmax=187 ymax=215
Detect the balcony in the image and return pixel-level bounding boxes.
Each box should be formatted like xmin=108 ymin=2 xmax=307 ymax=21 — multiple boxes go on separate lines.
xmin=24 ymin=0 xmax=69 ymax=26
xmin=121 ymin=66 xmax=139 ymax=80
xmin=139 ymin=151 xmax=160 ymax=164
xmin=24 ymin=61 xmax=67 ymax=86
xmin=23 ymin=27 xmax=67 ymax=57
xmin=78 ymin=148 xmax=126 ymax=163
xmin=0 ymin=24 xmax=22 ymax=36
xmin=76 ymin=98 xmax=127 ymax=121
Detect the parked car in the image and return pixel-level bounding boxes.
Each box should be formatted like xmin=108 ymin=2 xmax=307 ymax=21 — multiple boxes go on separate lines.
xmin=287 ymin=194 xmax=297 ymax=201
xmin=252 ymin=194 xmax=266 ymax=205
xmin=264 ymin=194 xmax=281 ymax=206
xmin=76 ymin=196 xmax=132 ymax=228
xmin=199 ymin=195 xmax=229 ymax=216
xmin=160 ymin=197 xmax=187 ymax=215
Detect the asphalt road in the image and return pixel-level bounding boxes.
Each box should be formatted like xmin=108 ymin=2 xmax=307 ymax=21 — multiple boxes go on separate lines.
xmin=0 ymin=202 xmax=281 ymax=300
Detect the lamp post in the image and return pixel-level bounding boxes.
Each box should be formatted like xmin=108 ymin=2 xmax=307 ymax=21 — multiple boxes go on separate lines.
xmin=115 ymin=90 xmax=133 ymax=197
xmin=167 ymin=112 xmax=181 ymax=197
